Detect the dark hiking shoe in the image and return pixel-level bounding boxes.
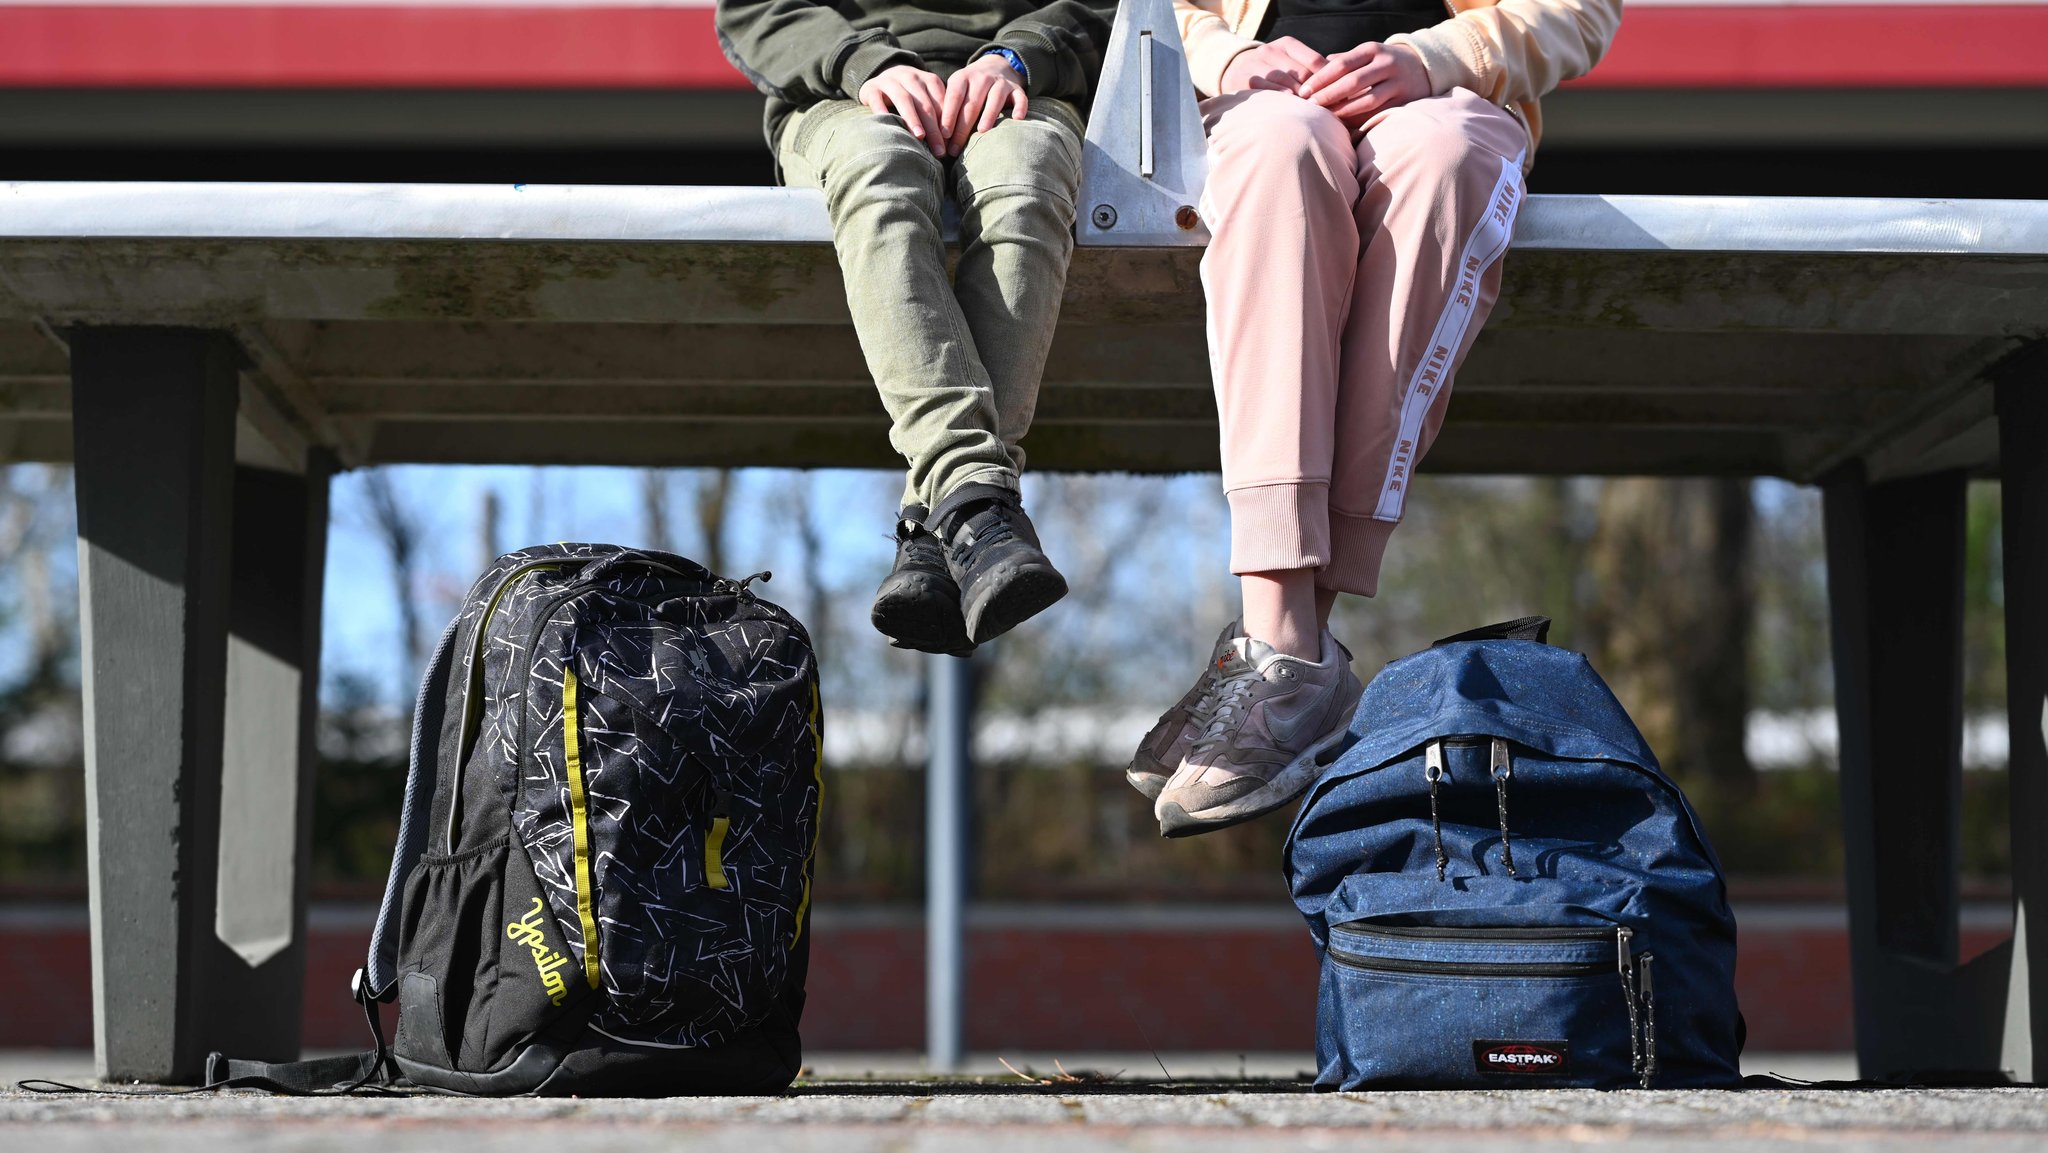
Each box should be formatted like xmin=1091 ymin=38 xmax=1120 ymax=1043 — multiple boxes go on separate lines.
xmin=1127 ymin=619 xmax=1243 ymax=801
xmin=870 ymin=506 xmax=973 ymax=657
xmin=932 ymin=484 xmax=1068 ymax=645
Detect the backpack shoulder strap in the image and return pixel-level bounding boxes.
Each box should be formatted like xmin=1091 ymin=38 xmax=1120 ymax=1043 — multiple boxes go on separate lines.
xmin=365 ymin=614 xmax=463 ymax=1000
xmin=203 ymin=1050 xmax=393 ymax=1095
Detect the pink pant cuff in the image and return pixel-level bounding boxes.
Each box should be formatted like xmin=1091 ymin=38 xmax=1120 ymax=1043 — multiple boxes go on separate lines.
xmin=1321 ymin=511 xmax=1397 ymax=597
xmin=1227 ymin=482 xmax=1331 ymax=575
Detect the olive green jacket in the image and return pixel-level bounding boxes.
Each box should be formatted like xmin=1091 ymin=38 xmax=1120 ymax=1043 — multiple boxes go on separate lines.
xmin=717 ymin=0 xmax=1117 ymax=152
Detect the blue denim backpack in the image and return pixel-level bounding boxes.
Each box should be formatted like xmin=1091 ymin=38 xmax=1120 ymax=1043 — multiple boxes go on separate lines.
xmin=1284 ymin=618 xmax=1744 ymax=1089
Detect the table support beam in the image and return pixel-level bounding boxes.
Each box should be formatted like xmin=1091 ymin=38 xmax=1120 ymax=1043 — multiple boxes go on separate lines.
xmin=72 ymin=328 xmax=242 ymax=1082
xmin=202 ymin=455 xmax=334 ymax=1063
xmin=1996 ymin=368 xmax=2048 ymax=1082
xmin=1823 ymin=463 xmax=2010 ymax=1079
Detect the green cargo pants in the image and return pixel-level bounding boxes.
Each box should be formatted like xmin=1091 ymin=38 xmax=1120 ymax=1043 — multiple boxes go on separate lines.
xmin=778 ymin=97 xmax=1084 ymax=511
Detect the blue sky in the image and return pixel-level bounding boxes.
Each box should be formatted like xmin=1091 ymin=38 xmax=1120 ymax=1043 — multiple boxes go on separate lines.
xmin=321 ymin=465 xmax=906 ymax=693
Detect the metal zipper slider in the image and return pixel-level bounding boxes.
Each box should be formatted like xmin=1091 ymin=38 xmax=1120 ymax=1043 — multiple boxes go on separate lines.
xmin=1490 ymin=738 xmax=1516 ymax=876
xmin=1425 ymin=742 xmax=1449 ymax=882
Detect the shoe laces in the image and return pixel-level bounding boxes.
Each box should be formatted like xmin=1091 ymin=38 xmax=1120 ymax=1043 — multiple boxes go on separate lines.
xmin=950 ymin=502 xmax=1022 ymax=570
xmin=1192 ymin=664 xmax=1262 ymax=749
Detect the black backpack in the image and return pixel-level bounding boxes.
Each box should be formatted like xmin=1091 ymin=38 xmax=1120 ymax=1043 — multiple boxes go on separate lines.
xmin=212 ymin=545 xmax=823 ymax=1096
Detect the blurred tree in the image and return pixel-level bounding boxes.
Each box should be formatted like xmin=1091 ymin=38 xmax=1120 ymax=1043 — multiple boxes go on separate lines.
xmin=1749 ymin=480 xmax=1833 ymax=715
xmin=363 ymin=469 xmax=426 ymax=674
xmin=692 ymin=469 xmax=734 ymax=577
xmin=640 ymin=469 xmax=673 ymax=554
xmin=0 ymin=466 xmax=84 ymax=882
xmin=1963 ymin=482 xmax=2006 ymax=712
xmin=1330 ymin=475 xmax=1592 ymax=668
xmin=777 ymin=474 xmax=830 ymax=661
xmin=478 ymin=485 xmax=503 ymax=570
xmin=1580 ymin=477 xmax=1756 ymax=798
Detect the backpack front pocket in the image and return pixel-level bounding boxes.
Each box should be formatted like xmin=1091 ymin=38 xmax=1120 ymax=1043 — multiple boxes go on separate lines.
xmin=1319 ymin=921 xmax=1654 ymax=1089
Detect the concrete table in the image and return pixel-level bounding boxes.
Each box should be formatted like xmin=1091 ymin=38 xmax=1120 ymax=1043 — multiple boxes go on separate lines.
xmin=3 ymin=179 xmax=2045 ymax=1085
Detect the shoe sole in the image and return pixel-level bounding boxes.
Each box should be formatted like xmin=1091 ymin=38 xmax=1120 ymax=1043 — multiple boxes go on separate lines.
xmin=962 ymin=561 xmax=1068 ymax=646
xmin=1155 ymin=719 xmax=1355 ymax=839
xmin=871 ymin=573 xmax=974 ymax=657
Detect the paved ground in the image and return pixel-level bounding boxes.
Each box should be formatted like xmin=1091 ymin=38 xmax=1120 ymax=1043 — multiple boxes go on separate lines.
xmin=0 ymin=1048 xmax=1866 ymax=1087
xmin=4 ymin=1052 xmax=2041 ymax=1152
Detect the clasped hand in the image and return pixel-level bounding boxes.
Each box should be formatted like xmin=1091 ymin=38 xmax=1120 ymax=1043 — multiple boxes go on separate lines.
xmin=858 ymin=56 xmax=1028 ymax=158
xmin=1219 ymin=36 xmax=1431 ymax=131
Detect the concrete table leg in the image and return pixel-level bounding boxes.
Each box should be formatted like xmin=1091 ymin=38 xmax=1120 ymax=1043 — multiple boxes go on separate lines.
xmin=1997 ymin=373 xmax=2048 ymax=1083
xmin=201 ymin=455 xmax=334 ymax=1063
xmin=1823 ymin=465 xmax=2007 ymax=1078
xmin=71 ymin=328 xmax=242 ymax=1082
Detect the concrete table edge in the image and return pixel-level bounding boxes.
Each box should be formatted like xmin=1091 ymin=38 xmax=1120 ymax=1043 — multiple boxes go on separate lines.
xmin=6 ymin=183 xmax=2048 ymax=255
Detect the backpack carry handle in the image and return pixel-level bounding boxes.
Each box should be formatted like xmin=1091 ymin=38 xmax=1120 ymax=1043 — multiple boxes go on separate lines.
xmin=1432 ymin=616 xmax=1551 ymax=646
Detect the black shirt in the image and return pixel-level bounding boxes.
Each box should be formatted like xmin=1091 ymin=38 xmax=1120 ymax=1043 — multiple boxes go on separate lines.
xmin=1259 ymin=0 xmax=1446 ymax=57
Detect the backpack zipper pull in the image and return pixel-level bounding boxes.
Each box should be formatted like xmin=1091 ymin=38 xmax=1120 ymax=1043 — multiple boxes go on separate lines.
xmin=1490 ymin=738 xmax=1516 ymax=877
xmin=714 ymin=570 xmax=773 ymax=600
xmin=1617 ymin=926 xmax=1643 ymax=1079
xmin=1637 ymin=954 xmax=1658 ymax=1088
xmin=1425 ymin=742 xmax=1449 ymax=881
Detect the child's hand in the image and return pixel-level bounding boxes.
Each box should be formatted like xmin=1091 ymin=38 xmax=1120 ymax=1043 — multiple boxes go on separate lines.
xmin=1299 ymin=42 xmax=1432 ymax=131
xmin=859 ymin=65 xmax=950 ymax=154
xmin=940 ymin=54 xmax=1030 ymax=157
xmin=1219 ymin=36 xmax=1327 ymax=95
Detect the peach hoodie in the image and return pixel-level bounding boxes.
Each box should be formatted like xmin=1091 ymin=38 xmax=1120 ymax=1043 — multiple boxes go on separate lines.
xmin=1172 ymin=0 xmax=1623 ymax=156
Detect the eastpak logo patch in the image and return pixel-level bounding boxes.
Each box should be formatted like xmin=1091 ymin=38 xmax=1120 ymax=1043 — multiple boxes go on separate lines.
xmin=1473 ymin=1040 xmax=1571 ymax=1076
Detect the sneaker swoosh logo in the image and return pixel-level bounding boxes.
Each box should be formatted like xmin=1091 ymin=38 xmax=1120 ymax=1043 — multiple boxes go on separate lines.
xmin=1264 ymin=693 xmax=1335 ymax=747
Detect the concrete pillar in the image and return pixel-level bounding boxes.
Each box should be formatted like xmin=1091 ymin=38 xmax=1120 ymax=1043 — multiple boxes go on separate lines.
xmin=203 ymin=456 xmax=333 ymax=1063
xmin=1996 ymin=373 xmax=2048 ymax=1082
xmin=72 ymin=330 xmax=329 ymax=1082
xmin=71 ymin=328 xmax=242 ymax=1082
xmin=1823 ymin=464 xmax=2010 ymax=1079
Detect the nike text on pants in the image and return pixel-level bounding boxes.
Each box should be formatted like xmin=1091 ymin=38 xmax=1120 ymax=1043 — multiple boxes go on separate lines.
xmin=1198 ymin=86 xmax=1527 ymax=596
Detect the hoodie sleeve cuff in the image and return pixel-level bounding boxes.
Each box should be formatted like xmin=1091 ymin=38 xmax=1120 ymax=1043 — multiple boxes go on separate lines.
xmin=1186 ymin=32 xmax=1261 ymax=98
xmin=1386 ymin=24 xmax=1487 ymax=97
xmin=977 ymin=30 xmax=1068 ymax=97
xmin=837 ymin=37 xmax=924 ymax=98
xmin=1002 ymin=37 xmax=1059 ymax=96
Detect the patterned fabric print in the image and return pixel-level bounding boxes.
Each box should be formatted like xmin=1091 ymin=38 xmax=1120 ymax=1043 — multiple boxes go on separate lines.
xmin=513 ymin=567 xmax=820 ymax=1049
xmin=447 ymin=547 xmax=613 ymax=855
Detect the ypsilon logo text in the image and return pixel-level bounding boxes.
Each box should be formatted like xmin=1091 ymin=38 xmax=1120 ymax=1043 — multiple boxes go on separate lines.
xmin=1473 ymin=1040 xmax=1570 ymax=1076
xmin=507 ymin=896 xmax=574 ymax=1006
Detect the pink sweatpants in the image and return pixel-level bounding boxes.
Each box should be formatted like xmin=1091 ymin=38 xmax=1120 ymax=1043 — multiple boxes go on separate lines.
xmin=1198 ymin=87 xmax=1527 ymax=597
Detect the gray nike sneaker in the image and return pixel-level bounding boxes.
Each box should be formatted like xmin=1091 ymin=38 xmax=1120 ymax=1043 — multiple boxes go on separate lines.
xmin=1155 ymin=632 xmax=1363 ymax=838
xmin=1126 ymin=619 xmax=1243 ymax=800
